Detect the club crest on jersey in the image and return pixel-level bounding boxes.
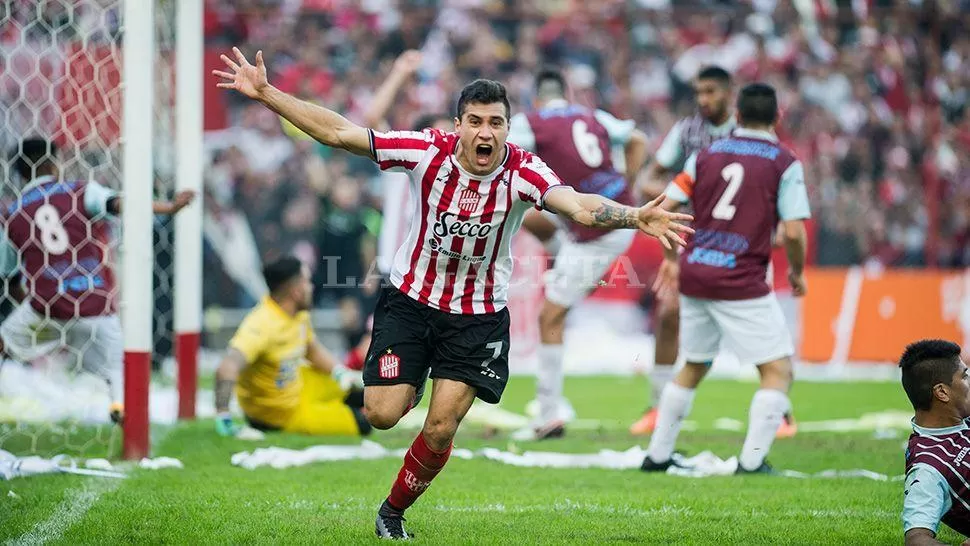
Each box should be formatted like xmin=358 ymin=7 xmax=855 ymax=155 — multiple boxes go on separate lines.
xmin=457 ymin=189 xmax=480 ymax=212
xmin=379 ymin=349 xmax=400 ymax=379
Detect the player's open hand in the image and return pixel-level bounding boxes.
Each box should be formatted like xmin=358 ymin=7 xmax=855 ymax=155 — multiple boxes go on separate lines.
xmin=788 ymin=271 xmax=807 ymax=297
xmin=636 ymin=194 xmax=694 ymax=250
xmin=215 ymin=412 xmax=239 ymax=437
xmin=393 ymin=50 xmax=423 ymax=75
xmin=171 ymin=190 xmax=196 ymax=212
xmin=213 ymin=47 xmax=269 ymax=100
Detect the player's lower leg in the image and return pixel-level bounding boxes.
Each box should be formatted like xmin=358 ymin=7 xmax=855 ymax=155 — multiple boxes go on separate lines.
xmin=377 ymin=379 xmax=475 ymax=540
xmin=631 ymin=298 xmax=679 ymax=435
xmin=737 ymin=358 xmax=793 ymax=473
xmin=513 ymin=300 xmax=568 ymax=441
xmin=641 ymin=362 xmax=708 ymax=471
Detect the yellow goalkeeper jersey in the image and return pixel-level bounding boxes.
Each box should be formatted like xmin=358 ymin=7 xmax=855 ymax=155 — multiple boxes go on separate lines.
xmin=229 ymin=296 xmax=315 ymax=427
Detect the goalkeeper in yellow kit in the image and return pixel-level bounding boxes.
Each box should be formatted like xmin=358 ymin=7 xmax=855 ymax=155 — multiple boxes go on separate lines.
xmin=214 ymin=256 xmax=371 ymax=437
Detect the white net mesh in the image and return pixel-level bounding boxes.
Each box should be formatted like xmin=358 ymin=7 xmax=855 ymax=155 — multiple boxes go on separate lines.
xmin=0 ymin=0 xmax=177 ymax=458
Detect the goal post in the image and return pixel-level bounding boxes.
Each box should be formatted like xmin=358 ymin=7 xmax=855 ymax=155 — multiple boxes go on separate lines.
xmin=121 ymin=0 xmax=156 ymax=460
xmin=0 ymin=0 xmax=200 ymax=462
xmin=174 ymin=0 xmax=204 ymax=421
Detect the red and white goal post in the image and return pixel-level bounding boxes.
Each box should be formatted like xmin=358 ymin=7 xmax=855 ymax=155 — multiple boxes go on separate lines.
xmin=0 ymin=0 xmax=203 ymax=461
xmin=122 ymin=0 xmax=204 ymax=459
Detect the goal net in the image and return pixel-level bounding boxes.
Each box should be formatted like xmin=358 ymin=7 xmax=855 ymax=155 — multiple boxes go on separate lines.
xmin=0 ymin=0 xmax=181 ymax=459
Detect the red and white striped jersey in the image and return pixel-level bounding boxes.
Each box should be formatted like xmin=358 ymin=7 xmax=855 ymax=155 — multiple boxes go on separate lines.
xmin=370 ymin=128 xmax=563 ymax=315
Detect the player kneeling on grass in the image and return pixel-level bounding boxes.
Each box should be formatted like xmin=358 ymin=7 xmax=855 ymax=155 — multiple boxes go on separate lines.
xmin=214 ymin=256 xmax=371 ymax=438
xmin=640 ymin=83 xmax=809 ymax=475
xmin=0 ymin=138 xmax=194 ymax=424
xmin=899 ymin=339 xmax=970 ymax=545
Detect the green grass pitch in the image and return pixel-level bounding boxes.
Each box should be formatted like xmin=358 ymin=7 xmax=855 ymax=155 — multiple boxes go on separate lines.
xmin=1 ymin=376 xmax=963 ymax=545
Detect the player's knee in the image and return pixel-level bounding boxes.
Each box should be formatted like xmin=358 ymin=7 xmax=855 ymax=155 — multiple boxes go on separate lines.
xmin=757 ymin=358 xmax=793 ymax=390
xmin=538 ymin=301 xmax=568 ymax=333
xmin=363 ymin=403 xmax=402 ymax=430
xmin=422 ymin=416 xmax=458 ymax=451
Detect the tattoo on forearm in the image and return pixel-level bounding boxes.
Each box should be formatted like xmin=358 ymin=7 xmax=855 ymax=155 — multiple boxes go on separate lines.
xmin=590 ymin=203 xmax=638 ymax=228
xmin=215 ymin=379 xmax=235 ymax=412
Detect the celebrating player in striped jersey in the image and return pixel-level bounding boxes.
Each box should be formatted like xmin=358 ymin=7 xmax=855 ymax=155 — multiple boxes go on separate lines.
xmin=0 ymin=138 xmax=195 ymax=424
xmin=214 ymin=47 xmax=693 ymax=540
xmin=506 ymin=68 xmax=650 ymax=441
xmin=640 ymin=83 xmax=809 ymax=475
xmin=899 ymin=340 xmax=970 ymax=545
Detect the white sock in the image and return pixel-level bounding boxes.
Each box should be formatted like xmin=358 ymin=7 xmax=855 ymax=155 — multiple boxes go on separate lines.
xmin=537 ymin=344 xmax=564 ymax=423
xmin=739 ymin=389 xmax=791 ymax=471
xmin=646 ymin=383 xmax=695 ymax=463
xmin=649 ymin=365 xmax=676 ymax=407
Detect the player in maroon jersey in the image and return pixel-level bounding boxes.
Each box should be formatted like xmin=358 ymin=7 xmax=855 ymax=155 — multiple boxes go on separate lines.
xmin=506 ymin=68 xmax=649 ymax=440
xmin=632 ymin=67 xmax=797 ymax=438
xmin=0 ymin=138 xmax=195 ymax=423
xmin=631 ymin=66 xmax=737 ymax=435
xmin=899 ymin=340 xmax=970 ymax=544
xmin=215 ymin=47 xmax=692 ymax=539
xmin=640 ymin=83 xmax=809 ymax=474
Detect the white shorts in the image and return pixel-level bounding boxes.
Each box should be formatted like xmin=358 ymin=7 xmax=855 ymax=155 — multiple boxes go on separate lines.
xmin=543 ymin=229 xmax=635 ymax=307
xmin=0 ymin=301 xmax=123 ymax=399
xmin=679 ymin=293 xmax=794 ymax=365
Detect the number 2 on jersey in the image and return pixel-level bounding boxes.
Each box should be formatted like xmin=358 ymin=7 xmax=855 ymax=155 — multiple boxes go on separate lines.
xmin=34 ymin=204 xmax=70 ymax=254
xmin=712 ymin=162 xmax=744 ymax=221
xmin=571 ymin=120 xmax=603 ymax=168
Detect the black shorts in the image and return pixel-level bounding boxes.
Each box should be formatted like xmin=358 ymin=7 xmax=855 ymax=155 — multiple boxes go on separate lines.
xmin=362 ymin=286 xmax=511 ymax=404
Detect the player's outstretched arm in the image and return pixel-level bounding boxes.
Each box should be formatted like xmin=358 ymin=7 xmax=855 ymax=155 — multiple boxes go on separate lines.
xmin=213 ymin=47 xmax=371 ymax=157
xmin=106 ymin=190 xmax=197 ymax=215
xmin=307 ymin=340 xmax=364 ymax=391
xmin=544 ymin=188 xmax=693 ymax=250
xmin=214 ymin=348 xmax=247 ymax=436
xmin=361 ymin=50 xmax=422 ymax=129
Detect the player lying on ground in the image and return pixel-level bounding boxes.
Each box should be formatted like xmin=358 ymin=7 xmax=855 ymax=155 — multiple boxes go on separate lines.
xmin=214 ymin=47 xmax=692 ymax=540
xmin=506 ymin=67 xmax=649 ymax=441
xmin=214 ymin=256 xmax=370 ymax=437
xmin=899 ymin=340 xmax=970 ymax=546
xmin=0 ymin=138 xmax=194 ymax=424
xmin=640 ymin=82 xmax=809 ymax=475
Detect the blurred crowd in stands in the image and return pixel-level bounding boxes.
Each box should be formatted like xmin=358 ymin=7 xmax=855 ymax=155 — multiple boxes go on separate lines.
xmin=199 ymin=0 xmax=970 ymax=304
xmin=3 ymin=0 xmax=970 ymax=316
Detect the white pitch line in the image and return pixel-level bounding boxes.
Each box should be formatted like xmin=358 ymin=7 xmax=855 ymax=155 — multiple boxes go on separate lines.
xmin=7 ymin=478 xmax=120 ymax=546
xmin=238 ymin=498 xmax=899 ymax=521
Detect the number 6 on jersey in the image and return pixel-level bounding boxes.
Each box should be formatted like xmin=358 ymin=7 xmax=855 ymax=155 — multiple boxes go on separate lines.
xmin=712 ymin=162 xmax=744 ymax=221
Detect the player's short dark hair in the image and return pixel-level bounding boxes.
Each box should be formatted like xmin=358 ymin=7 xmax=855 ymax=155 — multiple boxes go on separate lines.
xmin=535 ymin=67 xmax=566 ymax=98
xmin=13 ymin=138 xmax=58 ymax=180
xmin=696 ymin=66 xmax=732 ymax=87
xmin=736 ymin=83 xmax=778 ymax=126
xmin=262 ymin=256 xmax=304 ymax=294
xmin=899 ymin=339 xmax=963 ymax=411
xmin=456 ymin=79 xmax=510 ymax=120
xmin=413 ymin=113 xmax=451 ymax=131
